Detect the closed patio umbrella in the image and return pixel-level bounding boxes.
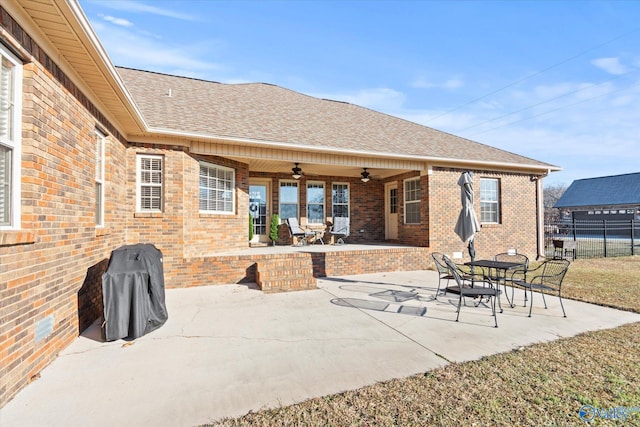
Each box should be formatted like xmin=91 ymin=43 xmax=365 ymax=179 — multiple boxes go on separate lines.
xmin=454 ymin=171 xmax=480 ymax=262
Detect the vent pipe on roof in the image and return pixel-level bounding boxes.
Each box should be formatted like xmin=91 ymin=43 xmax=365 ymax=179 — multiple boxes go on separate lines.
xmin=166 ymin=88 xmax=172 ymax=97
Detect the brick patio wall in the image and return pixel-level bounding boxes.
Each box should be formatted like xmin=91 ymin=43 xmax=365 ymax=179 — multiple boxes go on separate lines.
xmin=165 ymin=246 xmax=433 ymax=291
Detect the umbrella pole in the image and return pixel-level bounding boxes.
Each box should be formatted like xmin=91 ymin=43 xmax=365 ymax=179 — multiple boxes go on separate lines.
xmin=469 ymin=239 xmax=475 ymax=286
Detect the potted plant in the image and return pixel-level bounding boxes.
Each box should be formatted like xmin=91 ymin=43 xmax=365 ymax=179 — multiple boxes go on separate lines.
xmin=248 ymin=215 xmax=254 ymax=244
xmin=269 ymin=214 xmax=280 ymax=246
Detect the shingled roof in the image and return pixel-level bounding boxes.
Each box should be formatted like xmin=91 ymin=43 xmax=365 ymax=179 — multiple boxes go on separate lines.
xmin=555 ymin=172 xmax=640 ymax=208
xmin=117 ymin=67 xmax=555 ymax=169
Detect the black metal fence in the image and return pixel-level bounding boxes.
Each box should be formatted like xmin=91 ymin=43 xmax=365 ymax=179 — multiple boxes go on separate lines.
xmin=544 ymin=219 xmax=640 ymax=259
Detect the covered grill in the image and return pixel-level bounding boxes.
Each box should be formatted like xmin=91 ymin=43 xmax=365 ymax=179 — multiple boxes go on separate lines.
xmin=101 ymin=244 xmax=168 ymax=341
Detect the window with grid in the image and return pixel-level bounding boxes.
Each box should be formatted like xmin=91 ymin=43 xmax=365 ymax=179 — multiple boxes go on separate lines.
xmin=389 ymin=188 xmax=398 ymax=214
xmin=404 ymin=178 xmax=421 ymax=224
xmin=332 ymin=183 xmax=349 ymax=218
xmin=137 ymin=155 xmax=163 ymax=212
xmin=199 ymin=162 xmax=235 ymax=214
xmin=279 ymin=181 xmax=298 ymax=220
xmin=307 ymin=182 xmax=325 ymax=224
xmin=0 ymin=47 xmax=21 ymax=228
xmin=95 ymin=130 xmax=105 ymax=226
xmin=480 ymin=178 xmax=500 ymax=223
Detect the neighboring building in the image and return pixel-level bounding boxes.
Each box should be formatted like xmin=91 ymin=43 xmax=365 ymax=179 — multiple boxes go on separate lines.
xmin=554 ymin=172 xmax=640 ymax=221
xmin=0 ymin=0 xmax=559 ymax=407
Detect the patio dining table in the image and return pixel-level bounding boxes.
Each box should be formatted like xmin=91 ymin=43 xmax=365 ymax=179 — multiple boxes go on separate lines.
xmin=464 ymin=259 xmax=527 ymax=310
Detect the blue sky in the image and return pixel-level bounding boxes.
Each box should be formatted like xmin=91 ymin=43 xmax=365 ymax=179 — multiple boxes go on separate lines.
xmin=78 ymin=0 xmax=640 ymax=187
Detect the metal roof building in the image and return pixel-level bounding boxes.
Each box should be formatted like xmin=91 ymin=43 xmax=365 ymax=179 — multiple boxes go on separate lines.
xmin=554 ymin=172 xmax=640 ymax=209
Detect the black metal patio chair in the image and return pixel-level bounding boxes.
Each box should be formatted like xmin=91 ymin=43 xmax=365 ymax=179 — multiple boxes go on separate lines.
xmin=512 ymin=259 xmax=570 ymax=318
xmin=443 ymin=255 xmax=500 ymax=328
xmin=494 ymin=252 xmax=529 ymax=307
xmin=431 ymin=252 xmax=454 ymax=299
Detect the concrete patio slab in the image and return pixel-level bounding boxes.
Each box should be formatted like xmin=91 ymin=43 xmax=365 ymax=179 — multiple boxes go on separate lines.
xmin=2 ymin=270 xmax=639 ymax=427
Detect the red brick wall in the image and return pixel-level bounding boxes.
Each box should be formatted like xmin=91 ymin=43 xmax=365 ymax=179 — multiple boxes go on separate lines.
xmin=0 ymin=60 xmax=128 ymax=407
xmin=123 ymin=146 xmax=251 ymax=285
xmin=427 ymin=168 xmax=538 ymax=261
xmin=385 ymin=171 xmax=431 ymax=247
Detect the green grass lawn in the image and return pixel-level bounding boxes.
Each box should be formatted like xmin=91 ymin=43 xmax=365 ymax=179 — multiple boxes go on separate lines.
xmin=211 ymin=257 xmax=640 ymax=427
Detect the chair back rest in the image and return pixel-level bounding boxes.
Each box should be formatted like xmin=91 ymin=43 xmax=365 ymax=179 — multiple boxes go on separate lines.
xmin=494 ymin=253 xmax=529 ymax=269
xmin=442 ymin=255 xmax=465 ymax=287
xmin=541 ymin=259 xmax=570 ymax=288
xmin=431 ymin=252 xmax=449 ymax=275
xmin=287 ymin=218 xmax=304 ymax=235
xmin=332 ymin=216 xmax=350 ymax=235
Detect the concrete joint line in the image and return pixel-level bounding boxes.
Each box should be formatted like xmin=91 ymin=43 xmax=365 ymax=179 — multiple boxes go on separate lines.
xmin=319 ymin=287 xmax=449 ymax=363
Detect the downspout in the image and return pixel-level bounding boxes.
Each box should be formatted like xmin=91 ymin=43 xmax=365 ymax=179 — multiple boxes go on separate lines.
xmin=531 ymin=170 xmax=550 ymax=260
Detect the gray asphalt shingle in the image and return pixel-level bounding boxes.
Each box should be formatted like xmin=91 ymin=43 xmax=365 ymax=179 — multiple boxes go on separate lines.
xmin=117 ymin=67 xmax=554 ymax=168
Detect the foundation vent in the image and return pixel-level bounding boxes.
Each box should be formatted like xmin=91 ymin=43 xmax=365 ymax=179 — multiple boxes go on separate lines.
xmin=35 ymin=314 xmax=54 ymax=343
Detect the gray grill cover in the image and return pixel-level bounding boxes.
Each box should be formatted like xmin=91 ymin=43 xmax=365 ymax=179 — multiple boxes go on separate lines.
xmin=102 ymin=244 xmax=168 ymax=341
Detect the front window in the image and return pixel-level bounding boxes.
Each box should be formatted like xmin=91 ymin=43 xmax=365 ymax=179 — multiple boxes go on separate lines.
xmin=332 ymin=183 xmax=349 ymax=218
xmin=95 ymin=130 xmax=105 ymax=226
xmin=480 ymin=178 xmax=500 ymax=223
xmin=307 ymin=182 xmax=325 ymax=224
xmin=404 ymin=178 xmax=421 ymax=224
xmin=199 ymin=162 xmax=235 ymax=214
xmin=279 ymin=181 xmax=298 ymax=220
xmin=136 ymin=154 xmax=163 ymax=212
xmin=0 ymin=46 xmax=22 ymax=228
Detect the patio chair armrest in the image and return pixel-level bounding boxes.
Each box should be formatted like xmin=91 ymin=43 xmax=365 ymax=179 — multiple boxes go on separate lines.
xmin=460 ymin=268 xmax=495 ymax=287
xmin=506 ymin=267 xmax=527 ymax=281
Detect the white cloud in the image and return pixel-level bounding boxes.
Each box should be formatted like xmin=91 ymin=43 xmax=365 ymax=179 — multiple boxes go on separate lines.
xmin=85 ymin=0 xmax=199 ymax=21
xmin=101 ymin=14 xmax=132 ymax=27
xmin=91 ymin=21 xmax=223 ymax=73
xmin=392 ymin=76 xmax=640 ymax=188
xmin=591 ymin=57 xmax=628 ymax=75
xmin=411 ymin=76 xmax=464 ymax=90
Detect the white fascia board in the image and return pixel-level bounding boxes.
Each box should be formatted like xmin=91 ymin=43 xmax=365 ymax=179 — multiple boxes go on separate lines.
xmin=141 ymin=126 xmax=561 ymax=173
xmin=63 ymin=0 xmax=149 ymax=132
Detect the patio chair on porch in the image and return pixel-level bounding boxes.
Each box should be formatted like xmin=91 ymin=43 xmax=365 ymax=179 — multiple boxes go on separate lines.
xmin=329 ymin=217 xmax=350 ymax=244
xmin=286 ymin=218 xmax=315 ymax=246
xmin=512 ymin=259 xmax=570 ymax=318
xmin=443 ymin=255 xmax=499 ymax=328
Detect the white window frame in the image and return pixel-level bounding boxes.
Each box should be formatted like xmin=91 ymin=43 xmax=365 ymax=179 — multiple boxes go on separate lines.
xmin=136 ymin=154 xmax=163 ymax=212
xmin=404 ymin=177 xmax=421 ymax=224
xmin=331 ymin=182 xmax=350 ymax=219
xmin=199 ymin=162 xmax=235 ymax=215
xmin=480 ymin=177 xmax=500 ymax=224
xmin=306 ymin=181 xmax=325 ymax=225
xmin=0 ymin=45 xmax=22 ymax=229
xmin=94 ymin=130 xmax=105 ymax=227
xmin=279 ymin=180 xmax=299 ymax=221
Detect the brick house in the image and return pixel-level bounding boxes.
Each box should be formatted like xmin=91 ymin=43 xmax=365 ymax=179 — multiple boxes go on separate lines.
xmin=0 ymin=0 xmax=560 ymax=407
